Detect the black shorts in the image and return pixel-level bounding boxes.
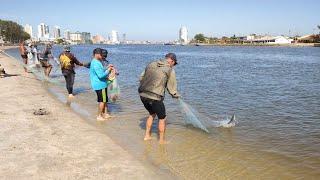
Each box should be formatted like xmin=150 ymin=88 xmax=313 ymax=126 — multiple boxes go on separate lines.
xmin=21 ymin=54 xmax=27 ymax=59
xmin=40 ymin=60 xmax=52 ymax=68
xmin=140 ymin=96 xmax=166 ymax=119
xmin=95 ymin=88 xmax=108 ymax=103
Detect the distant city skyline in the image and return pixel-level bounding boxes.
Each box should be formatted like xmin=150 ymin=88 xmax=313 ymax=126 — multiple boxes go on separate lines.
xmin=1 ymin=0 xmax=319 ymax=41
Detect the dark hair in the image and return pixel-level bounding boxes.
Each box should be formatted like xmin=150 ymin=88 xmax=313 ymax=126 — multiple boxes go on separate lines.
xmin=93 ymin=48 xmax=108 ymax=58
xmin=165 ymin=53 xmax=178 ymax=65
xmin=93 ymin=48 xmax=102 ymax=55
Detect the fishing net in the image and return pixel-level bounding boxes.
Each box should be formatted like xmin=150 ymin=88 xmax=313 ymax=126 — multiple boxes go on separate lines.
xmin=178 ymin=99 xmax=236 ymax=133
xmin=178 ymin=99 xmax=210 ymax=133
xmin=107 ymin=78 xmax=120 ymax=103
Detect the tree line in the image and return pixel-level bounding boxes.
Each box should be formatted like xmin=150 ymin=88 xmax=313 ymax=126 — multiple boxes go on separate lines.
xmin=192 ymin=33 xmax=242 ymax=44
xmin=0 ymin=19 xmax=30 ymax=43
xmin=192 ymin=25 xmax=320 ymax=44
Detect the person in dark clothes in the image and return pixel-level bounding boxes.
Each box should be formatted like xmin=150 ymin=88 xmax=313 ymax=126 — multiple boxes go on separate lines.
xmin=19 ymin=41 xmax=28 ymax=72
xmin=59 ymin=45 xmax=84 ymax=98
xmin=40 ymin=44 xmax=53 ymax=77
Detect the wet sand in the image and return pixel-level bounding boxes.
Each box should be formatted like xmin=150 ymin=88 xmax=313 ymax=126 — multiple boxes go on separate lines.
xmin=0 ymin=48 xmax=169 ymax=179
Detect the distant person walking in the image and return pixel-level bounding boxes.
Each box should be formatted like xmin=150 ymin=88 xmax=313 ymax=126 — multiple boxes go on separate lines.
xmin=59 ymin=46 xmax=84 ymax=98
xmin=31 ymin=44 xmax=40 ymax=67
xmin=40 ymin=44 xmax=53 ymax=77
xmin=139 ymin=53 xmax=180 ymax=144
xmin=89 ymin=48 xmax=114 ymax=121
xmin=19 ymin=41 xmax=28 ymax=72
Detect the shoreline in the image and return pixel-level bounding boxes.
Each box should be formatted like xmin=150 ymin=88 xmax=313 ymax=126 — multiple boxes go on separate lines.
xmin=2 ymin=43 xmax=318 ymax=48
xmin=0 ymin=47 xmax=171 ymax=179
xmin=188 ymin=43 xmax=318 ymax=47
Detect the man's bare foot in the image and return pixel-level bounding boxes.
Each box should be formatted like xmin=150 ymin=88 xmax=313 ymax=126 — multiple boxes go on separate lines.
xmin=103 ymin=113 xmax=113 ymax=119
xmin=68 ymin=94 xmax=75 ymax=99
xmin=96 ymin=115 xmax=106 ymax=122
xmin=144 ymin=136 xmax=152 ymax=141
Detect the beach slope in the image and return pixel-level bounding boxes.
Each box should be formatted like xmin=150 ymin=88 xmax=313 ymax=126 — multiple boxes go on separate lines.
xmin=0 ymin=50 xmax=163 ymax=179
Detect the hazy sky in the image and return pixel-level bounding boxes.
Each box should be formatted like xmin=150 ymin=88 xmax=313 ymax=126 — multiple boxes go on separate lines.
xmin=1 ymin=0 xmax=319 ymax=41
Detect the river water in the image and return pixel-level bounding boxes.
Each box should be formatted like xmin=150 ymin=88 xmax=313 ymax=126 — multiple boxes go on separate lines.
xmin=6 ymin=45 xmax=320 ymax=179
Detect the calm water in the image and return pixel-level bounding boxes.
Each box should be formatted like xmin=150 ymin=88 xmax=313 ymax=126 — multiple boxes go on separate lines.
xmin=6 ymin=45 xmax=320 ymax=179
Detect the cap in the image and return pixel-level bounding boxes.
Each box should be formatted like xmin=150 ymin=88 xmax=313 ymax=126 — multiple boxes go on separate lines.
xmin=101 ymin=49 xmax=108 ymax=59
xmin=93 ymin=48 xmax=108 ymax=60
xmin=165 ymin=53 xmax=178 ymax=65
xmin=63 ymin=45 xmax=71 ymax=52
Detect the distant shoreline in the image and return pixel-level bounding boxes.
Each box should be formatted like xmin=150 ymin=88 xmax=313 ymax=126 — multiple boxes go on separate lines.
xmin=188 ymin=43 xmax=319 ymax=47
xmin=1 ymin=43 xmax=319 ymax=48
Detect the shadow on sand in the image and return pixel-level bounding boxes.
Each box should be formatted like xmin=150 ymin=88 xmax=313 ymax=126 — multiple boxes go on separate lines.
xmin=1 ymin=73 xmax=20 ymax=78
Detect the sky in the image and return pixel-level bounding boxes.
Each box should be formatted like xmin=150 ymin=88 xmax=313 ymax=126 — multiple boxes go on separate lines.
xmin=0 ymin=0 xmax=319 ymax=41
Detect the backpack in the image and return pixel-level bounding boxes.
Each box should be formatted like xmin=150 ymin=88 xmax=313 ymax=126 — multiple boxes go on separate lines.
xmin=59 ymin=54 xmax=71 ymax=69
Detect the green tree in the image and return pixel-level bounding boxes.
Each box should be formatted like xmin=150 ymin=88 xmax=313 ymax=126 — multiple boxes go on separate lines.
xmin=208 ymin=37 xmax=218 ymax=44
xmin=318 ymin=25 xmax=320 ymax=34
xmin=56 ymin=38 xmax=64 ymax=44
xmin=0 ymin=19 xmax=30 ymax=43
xmin=194 ymin=33 xmax=206 ymax=42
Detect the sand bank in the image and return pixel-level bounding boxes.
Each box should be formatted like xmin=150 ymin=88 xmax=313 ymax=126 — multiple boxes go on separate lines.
xmin=0 ymin=49 xmax=170 ymax=179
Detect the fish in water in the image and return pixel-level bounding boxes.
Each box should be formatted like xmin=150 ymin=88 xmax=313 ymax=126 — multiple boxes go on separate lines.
xmin=179 ymin=99 xmax=237 ymax=132
xmin=228 ymin=114 xmax=236 ymax=124
xmin=208 ymin=114 xmax=236 ymax=128
xmin=178 ymin=99 xmax=210 ymax=133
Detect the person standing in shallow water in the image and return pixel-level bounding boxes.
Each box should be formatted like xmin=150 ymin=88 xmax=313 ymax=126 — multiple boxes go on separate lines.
xmin=89 ymin=48 xmax=114 ymax=121
xmin=19 ymin=41 xmax=28 ymax=72
xmin=59 ymin=46 xmax=84 ymax=99
xmin=38 ymin=44 xmax=53 ymax=77
xmin=139 ymin=53 xmax=180 ymax=144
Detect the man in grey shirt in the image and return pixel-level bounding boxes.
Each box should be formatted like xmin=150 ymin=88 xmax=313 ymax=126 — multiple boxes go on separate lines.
xmin=139 ymin=53 xmax=180 ymax=144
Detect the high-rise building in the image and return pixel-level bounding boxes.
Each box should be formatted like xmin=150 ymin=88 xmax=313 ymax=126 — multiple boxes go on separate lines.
xmin=44 ymin=25 xmax=50 ymax=39
xmin=122 ymin=33 xmax=127 ymax=44
xmin=64 ymin=30 xmax=71 ymax=40
xmin=37 ymin=24 xmax=44 ymax=40
xmin=24 ymin=24 xmax=33 ymax=38
xmin=92 ymin=34 xmax=105 ymax=44
xmin=110 ymin=30 xmax=119 ymax=44
xmin=53 ymin=26 xmax=61 ymax=39
xmin=69 ymin=31 xmax=91 ymax=44
xmin=81 ymin=32 xmax=91 ymax=44
xmin=70 ymin=31 xmax=82 ymax=42
xmin=179 ymin=26 xmax=189 ymax=44
xmin=37 ymin=23 xmax=50 ymax=41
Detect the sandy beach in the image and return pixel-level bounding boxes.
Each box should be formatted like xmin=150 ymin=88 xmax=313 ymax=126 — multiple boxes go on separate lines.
xmin=0 ymin=47 xmax=169 ymax=179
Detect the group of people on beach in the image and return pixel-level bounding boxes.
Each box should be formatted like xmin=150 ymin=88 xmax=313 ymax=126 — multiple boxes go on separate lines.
xmin=19 ymin=41 xmax=180 ymax=144
xmin=19 ymin=41 xmax=54 ymax=76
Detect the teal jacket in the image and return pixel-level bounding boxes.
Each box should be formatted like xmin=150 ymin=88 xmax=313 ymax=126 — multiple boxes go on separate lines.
xmin=89 ymin=59 xmax=110 ymax=90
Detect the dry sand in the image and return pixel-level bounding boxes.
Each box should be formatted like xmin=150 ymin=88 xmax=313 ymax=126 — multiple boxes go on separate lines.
xmin=0 ymin=48 xmax=170 ymax=179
